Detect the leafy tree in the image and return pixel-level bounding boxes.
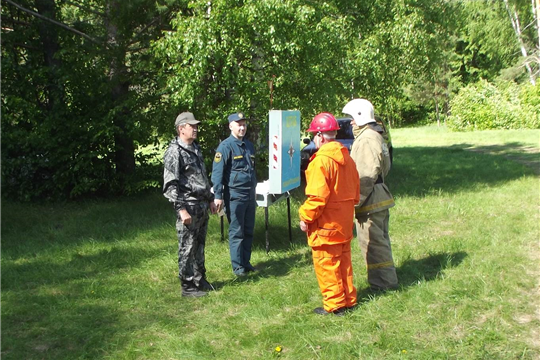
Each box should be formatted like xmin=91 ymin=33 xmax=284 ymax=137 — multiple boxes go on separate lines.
xmin=341 ymin=0 xmax=459 ymax=127
xmin=4 ymin=0 xmax=533 ymax=200
xmin=453 ymin=0 xmax=538 ymax=85
xmin=1 ymin=0 xmax=180 ymax=199
xmin=152 ymin=0 xmax=354 ymax=175
xmin=153 ymin=0 xmax=460 ymax=134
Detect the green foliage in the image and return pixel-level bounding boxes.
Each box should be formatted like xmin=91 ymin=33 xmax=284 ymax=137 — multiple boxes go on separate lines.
xmin=2 ymin=0 xmax=537 ymax=200
xmin=448 ymin=80 xmax=540 ymax=131
xmin=453 ymin=1 xmax=517 ymax=84
xmin=1 ymin=0 xmax=179 ymax=200
xmin=1 ymin=1 xmax=117 ymax=199
xmin=152 ymin=0 xmax=353 ymax=150
xmin=519 ymin=83 xmax=540 ymax=126
xmin=345 ymin=0 xmax=460 ymax=127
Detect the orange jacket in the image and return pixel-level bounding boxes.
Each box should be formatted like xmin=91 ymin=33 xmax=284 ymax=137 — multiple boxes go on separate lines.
xmin=299 ymin=141 xmax=360 ymax=247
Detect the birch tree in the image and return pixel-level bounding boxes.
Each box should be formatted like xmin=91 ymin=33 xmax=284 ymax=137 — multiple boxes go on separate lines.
xmin=503 ymin=0 xmax=539 ymax=84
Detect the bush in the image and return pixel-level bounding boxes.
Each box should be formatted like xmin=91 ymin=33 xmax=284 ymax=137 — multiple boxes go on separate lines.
xmin=448 ymin=80 xmax=540 ymax=131
xmin=519 ymin=83 xmax=540 ymax=128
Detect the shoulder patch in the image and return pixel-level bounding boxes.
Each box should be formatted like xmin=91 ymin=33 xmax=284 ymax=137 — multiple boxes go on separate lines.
xmin=214 ymin=152 xmax=222 ymax=163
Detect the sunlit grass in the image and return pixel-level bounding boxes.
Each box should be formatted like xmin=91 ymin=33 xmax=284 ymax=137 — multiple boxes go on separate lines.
xmin=2 ymin=127 xmax=539 ymax=359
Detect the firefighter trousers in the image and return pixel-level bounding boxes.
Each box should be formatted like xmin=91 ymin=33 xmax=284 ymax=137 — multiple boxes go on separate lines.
xmin=355 ymin=209 xmax=398 ymax=290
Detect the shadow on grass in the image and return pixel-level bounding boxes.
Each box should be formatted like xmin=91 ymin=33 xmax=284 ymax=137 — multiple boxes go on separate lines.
xmin=356 ymin=251 xmax=468 ymax=304
xmin=251 ymin=226 xmax=307 ymax=253
xmin=459 ymin=142 xmax=539 ymax=175
xmin=2 ymin=298 xmax=122 ymax=360
xmin=1 ymin=246 xmax=165 ymax=291
xmin=1 ymin=245 xmax=166 ymax=360
xmin=213 ymin=193 xmax=308 ymax=253
xmin=1 ymin=190 xmax=176 ymax=256
xmin=210 ymin=252 xmax=307 ymax=289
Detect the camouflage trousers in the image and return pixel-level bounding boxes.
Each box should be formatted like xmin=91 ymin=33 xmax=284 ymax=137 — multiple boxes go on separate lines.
xmin=176 ymin=203 xmax=209 ymax=285
xmin=355 ymin=209 xmax=398 ymax=290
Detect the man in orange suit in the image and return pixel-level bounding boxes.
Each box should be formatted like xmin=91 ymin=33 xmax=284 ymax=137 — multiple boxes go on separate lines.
xmin=299 ymin=112 xmax=360 ymax=316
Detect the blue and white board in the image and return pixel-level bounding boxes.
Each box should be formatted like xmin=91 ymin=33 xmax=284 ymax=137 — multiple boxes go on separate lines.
xmin=268 ymin=110 xmax=301 ymax=194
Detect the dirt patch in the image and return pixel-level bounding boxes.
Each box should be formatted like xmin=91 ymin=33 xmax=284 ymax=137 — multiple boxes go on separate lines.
xmin=465 ymin=145 xmax=540 ymax=175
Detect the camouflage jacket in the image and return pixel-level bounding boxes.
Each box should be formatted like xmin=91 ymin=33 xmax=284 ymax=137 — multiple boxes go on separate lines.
xmin=163 ymin=137 xmax=214 ymax=212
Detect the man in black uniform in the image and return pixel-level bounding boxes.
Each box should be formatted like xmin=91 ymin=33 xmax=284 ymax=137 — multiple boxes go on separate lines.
xmin=163 ymin=111 xmax=217 ymax=297
xmin=212 ymin=112 xmax=257 ymax=277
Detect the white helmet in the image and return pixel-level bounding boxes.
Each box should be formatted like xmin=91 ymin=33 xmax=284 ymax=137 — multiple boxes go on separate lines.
xmin=342 ymin=98 xmax=375 ymax=126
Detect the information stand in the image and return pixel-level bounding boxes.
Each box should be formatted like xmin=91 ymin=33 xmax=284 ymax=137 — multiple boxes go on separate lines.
xmin=219 ymin=110 xmax=301 ymax=253
xmin=256 ymin=110 xmax=301 ymax=252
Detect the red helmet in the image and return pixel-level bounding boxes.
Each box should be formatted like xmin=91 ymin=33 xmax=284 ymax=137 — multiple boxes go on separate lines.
xmin=307 ymin=112 xmax=340 ymax=133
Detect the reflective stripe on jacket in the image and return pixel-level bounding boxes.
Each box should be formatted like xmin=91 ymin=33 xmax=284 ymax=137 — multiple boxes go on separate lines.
xmin=351 ymin=125 xmax=394 ymax=215
xmin=299 ymin=141 xmax=360 ymax=247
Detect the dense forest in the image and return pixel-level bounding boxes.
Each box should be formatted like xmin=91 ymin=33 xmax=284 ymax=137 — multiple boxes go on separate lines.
xmin=2 ymin=0 xmax=539 ymax=200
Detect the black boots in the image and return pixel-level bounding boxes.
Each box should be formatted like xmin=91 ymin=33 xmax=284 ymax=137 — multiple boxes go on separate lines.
xmin=181 ymin=280 xmax=207 ymax=297
xmin=313 ymin=307 xmax=348 ymax=316
xmin=197 ymin=278 xmax=215 ymax=291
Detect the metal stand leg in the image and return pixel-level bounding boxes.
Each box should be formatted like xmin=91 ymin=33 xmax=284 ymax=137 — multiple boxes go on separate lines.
xmin=265 ymin=206 xmax=269 ymax=253
xmin=287 ymin=196 xmax=292 ymax=244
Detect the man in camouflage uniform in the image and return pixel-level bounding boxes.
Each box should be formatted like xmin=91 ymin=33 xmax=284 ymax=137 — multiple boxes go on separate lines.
xmin=343 ymin=99 xmax=398 ymax=291
xmin=163 ymin=112 xmax=217 ymax=297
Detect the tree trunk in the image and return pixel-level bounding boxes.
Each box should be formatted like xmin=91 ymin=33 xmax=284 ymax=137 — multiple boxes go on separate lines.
xmin=112 ymin=80 xmax=135 ymax=177
xmin=534 ymin=0 xmax=540 ymax=52
xmin=504 ymin=0 xmax=536 ymax=85
xmin=248 ymin=37 xmax=266 ymax=148
xmin=106 ymin=0 xmax=135 ymax=177
xmin=435 ymin=98 xmax=440 ymax=127
xmin=35 ymin=0 xmax=62 ymax=112
xmin=534 ymin=0 xmax=540 ymax=71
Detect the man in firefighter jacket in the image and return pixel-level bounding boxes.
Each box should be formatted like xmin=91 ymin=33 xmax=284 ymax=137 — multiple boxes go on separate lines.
xmin=299 ymin=112 xmax=360 ymax=316
xmin=343 ymin=98 xmax=398 ymax=291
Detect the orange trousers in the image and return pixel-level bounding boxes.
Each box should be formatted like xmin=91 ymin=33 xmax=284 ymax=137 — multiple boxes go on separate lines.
xmin=311 ymin=242 xmax=357 ymax=312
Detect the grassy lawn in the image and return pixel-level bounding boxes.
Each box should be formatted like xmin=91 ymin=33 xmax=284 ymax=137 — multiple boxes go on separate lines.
xmin=2 ymin=126 xmax=539 ymax=359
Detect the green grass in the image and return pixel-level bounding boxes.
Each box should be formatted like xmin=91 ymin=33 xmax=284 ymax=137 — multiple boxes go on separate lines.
xmin=2 ymin=126 xmax=539 ymax=359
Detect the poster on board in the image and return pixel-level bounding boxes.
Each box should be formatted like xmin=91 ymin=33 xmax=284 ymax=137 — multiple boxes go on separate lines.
xmin=268 ymin=110 xmax=301 ymax=194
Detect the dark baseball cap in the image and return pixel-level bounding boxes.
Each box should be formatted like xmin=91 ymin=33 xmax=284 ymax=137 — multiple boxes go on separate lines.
xmin=228 ymin=112 xmax=247 ymax=123
xmin=175 ymin=112 xmax=201 ymax=127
